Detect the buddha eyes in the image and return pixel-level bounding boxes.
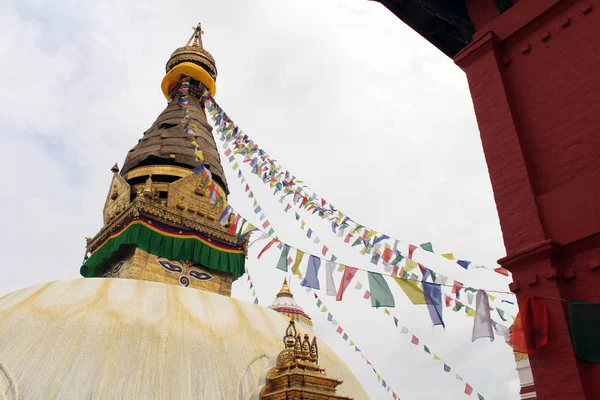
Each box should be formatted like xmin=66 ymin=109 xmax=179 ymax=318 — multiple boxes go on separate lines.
xmin=157 ymin=259 xmax=183 ymax=273
xmin=189 ymin=269 xmax=213 ymax=281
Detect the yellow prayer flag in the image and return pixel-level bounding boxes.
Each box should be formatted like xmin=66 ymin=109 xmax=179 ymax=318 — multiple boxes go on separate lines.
xmin=393 ymin=277 xmax=426 ymax=305
xmin=337 ymin=264 xmax=345 ymax=272
xmin=404 ymin=259 xmax=418 ymax=272
xmin=300 ymin=221 xmax=306 ymax=230
xmin=384 ymin=308 xmax=391 ymax=316
xmin=441 ymin=253 xmax=455 ymax=260
xmin=487 ymin=293 xmax=496 ymax=301
xmin=466 ymin=308 xmax=476 ymax=317
xmin=433 ymin=354 xmax=441 ymax=361
xmin=359 ymin=246 xmax=368 ymax=255
xmin=321 ymin=306 xmax=327 ymax=312
xmin=364 ymin=230 xmax=376 ymax=241
xmin=253 ymin=199 xmax=258 ymax=207
xmin=377 ymin=374 xmax=381 ymax=382
xmin=349 ymin=341 xmax=354 ymax=346
xmin=241 ymin=223 xmax=255 ymax=236
xmin=232 ymin=163 xmax=239 ymax=170
xmin=292 ymin=250 xmax=305 ymax=278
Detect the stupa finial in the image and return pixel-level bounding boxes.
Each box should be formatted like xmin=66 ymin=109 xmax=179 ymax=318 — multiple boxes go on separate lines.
xmin=186 ymin=23 xmax=205 ymax=49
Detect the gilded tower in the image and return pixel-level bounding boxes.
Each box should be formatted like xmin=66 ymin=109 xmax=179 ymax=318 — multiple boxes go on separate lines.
xmin=0 ymin=24 xmax=369 ymax=399
xmin=81 ymin=24 xmax=245 ymax=296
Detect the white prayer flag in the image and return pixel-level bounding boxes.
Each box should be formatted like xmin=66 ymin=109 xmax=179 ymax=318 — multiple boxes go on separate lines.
xmin=354 ymin=281 xmax=363 ymax=291
xmin=467 ymin=291 xmax=475 ymax=305
xmin=325 ymin=261 xmax=337 ymax=296
xmin=472 ymin=290 xmax=495 ymax=342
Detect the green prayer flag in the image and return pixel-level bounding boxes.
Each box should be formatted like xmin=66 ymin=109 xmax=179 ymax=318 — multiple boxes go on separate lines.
xmin=497 ymin=309 xmax=508 ymax=321
xmin=267 ymin=228 xmax=275 ymax=236
xmin=453 ymin=302 xmax=464 ymax=312
xmin=424 ymin=345 xmax=430 ymax=354
xmin=276 ymin=244 xmax=290 ymax=272
xmin=478 ymin=395 xmax=485 ymax=400
xmin=420 ymin=242 xmax=434 ymax=252
xmin=295 ymin=212 xmax=300 ymax=221
xmin=568 ymin=301 xmax=600 ymax=362
xmin=391 ymin=252 xmax=405 ymax=265
xmin=248 ymin=191 xmax=254 ymax=198
xmin=316 ymin=299 xmax=322 ymax=307
xmin=368 ymin=272 xmax=395 ymax=308
xmin=342 ymin=333 xmax=349 ymax=341
xmin=331 ymin=255 xmax=337 ymax=262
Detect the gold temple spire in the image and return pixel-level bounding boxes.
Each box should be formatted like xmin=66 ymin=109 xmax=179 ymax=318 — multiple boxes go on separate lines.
xmin=276 ymin=277 xmax=294 ymax=298
xmin=185 ymin=23 xmax=205 ymax=49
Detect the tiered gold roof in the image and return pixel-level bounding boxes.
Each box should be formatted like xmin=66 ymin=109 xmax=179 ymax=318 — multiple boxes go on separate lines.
xmin=260 ymin=321 xmax=353 ymax=400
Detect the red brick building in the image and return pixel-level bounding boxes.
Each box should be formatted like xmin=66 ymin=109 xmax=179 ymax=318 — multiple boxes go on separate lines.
xmin=377 ymin=1 xmax=600 ymax=399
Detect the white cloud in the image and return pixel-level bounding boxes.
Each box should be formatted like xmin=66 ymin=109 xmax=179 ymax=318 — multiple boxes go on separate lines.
xmin=0 ymin=0 xmax=519 ymax=398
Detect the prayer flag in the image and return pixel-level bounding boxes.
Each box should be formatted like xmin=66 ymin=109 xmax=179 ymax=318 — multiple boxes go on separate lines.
xmin=433 ymin=354 xmax=441 ymax=361
xmin=457 ymin=260 xmax=471 ymax=269
xmin=408 ymin=244 xmax=418 ymax=259
xmin=363 ymin=290 xmax=371 ymax=299
xmin=322 ymin=245 xmax=329 ymax=256
xmin=276 ymin=244 xmax=290 ymax=272
xmin=393 ymin=317 xmax=399 ymax=328
xmin=420 ymin=242 xmax=434 ymax=252
xmin=452 ymin=281 xmax=463 ymax=297
xmin=465 ymin=384 xmax=473 ymax=396
xmin=393 ymin=277 xmax=426 ymax=304
xmin=478 ymin=394 xmax=485 ymax=400
xmin=292 ymin=250 xmax=305 ymax=278
xmin=411 ymin=335 xmax=419 ymax=345
xmin=508 ymin=296 xmax=548 ymax=355
xmin=424 ymin=345 xmax=430 ymax=353
xmin=568 ymin=300 xmax=600 ymax=362
xmin=444 ymin=364 xmax=451 ymax=372
xmin=368 ymin=272 xmax=395 ymax=308
xmin=423 ymin=282 xmax=444 ymax=328
xmin=336 ymin=266 xmax=358 ymax=301
xmin=401 ymin=326 xmax=409 ymax=334
xmin=344 ymin=233 xmax=352 ymax=243
xmin=327 ymin=312 xmax=333 ymax=322
xmin=284 ymin=203 xmax=291 ymax=212
xmin=497 ymin=309 xmax=508 ymax=321
xmin=325 ymin=261 xmax=337 ymax=296
xmin=257 ymin=238 xmax=278 ymax=259
xmin=472 ymin=290 xmax=494 ymax=342
xmin=441 ymin=253 xmax=455 ymax=260
xmin=494 ymin=267 xmax=510 ymax=276
xmin=404 ymin=259 xmax=418 ymax=272
xmin=336 ymin=326 xmax=343 ymax=334
xmin=354 ymin=281 xmax=363 ymax=291
xmin=342 ymin=333 xmax=348 ymax=341
xmin=300 ymin=256 xmax=321 ymax=289
xmin=382 ymin=247 xmax=393 ymax=263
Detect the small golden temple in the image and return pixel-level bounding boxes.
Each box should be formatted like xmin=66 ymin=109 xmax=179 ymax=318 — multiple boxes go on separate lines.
xmin=0 ymin=24 xmax=368 ymax=399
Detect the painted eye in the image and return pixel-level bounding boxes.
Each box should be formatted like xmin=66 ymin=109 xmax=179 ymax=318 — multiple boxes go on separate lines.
xmin=112 ymin=261 xmax=124 ymax=275
xmin=157 ymin=259 xmax=183 ymax=273
xmin=189 ymin=270 xmax=213 ymax=281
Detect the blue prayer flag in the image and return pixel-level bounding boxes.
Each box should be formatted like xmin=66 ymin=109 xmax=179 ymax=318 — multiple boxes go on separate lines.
xmin=423 ymin=282 xmax=445 ymax=328
xmin=300 ymin=256 xmax=321 ymax=289
xmin=457 ymin=260 xmax=471 ymax=269
xmin=444 ymin=364 xmax=451 ymax=372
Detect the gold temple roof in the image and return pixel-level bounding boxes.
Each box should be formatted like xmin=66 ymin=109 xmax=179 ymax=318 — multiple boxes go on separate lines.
xmin=269 ymin=278 xmax=313 ymax=326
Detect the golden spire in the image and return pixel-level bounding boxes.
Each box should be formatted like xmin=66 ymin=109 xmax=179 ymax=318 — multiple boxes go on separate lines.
xmin=162 ymin=22 xmax=217 ymax=98
xmin=260 ymin=320 xmax=353 ymax=399
xmin=276 ymin=277 xmax=294 ymax=298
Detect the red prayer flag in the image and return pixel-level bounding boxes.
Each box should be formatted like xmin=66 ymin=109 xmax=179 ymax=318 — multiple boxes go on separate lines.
xmin=262 ymin=220 xmax=270 ymax=229
xmin=227 ymin=214 xmax=241 ymax=235
xmin=494 ymin=267 xmax=510 ymax=276
xmin=465 ymin=384 xmax=473 ymax=395
xmin=224 ymin=148 xmax=232 ymax=156
xmin=445 ymin=295 xmax=452 ymax=307
xmin=508 ymin=296 xmax=548 ymax=354
xmin=245 ymin=184 xmax=250 ymax=192
xmin=363 ymin=290 xmax=371 ymax=299
xmin=382 ymin=247 xmax=393 ymax=263
xmin=336 ymin=326 xmax=343 ymax=334
xmin=391 ymin=266 xmax=399 ymax=277
xmin=257 ymin=238 xmax=278 ymax=259
xmin=411 ymin=335 xmax=419 ymax=345
xmin=336 ymin=266 xmax=358 ymax=301
xmin=284 ymin=203 xmax=291 ymax=212
xmin=344 ymin=233 xmax=353 ymax=243
xmin=452 ymin=281 xmax=463 ymax=294
xmin=321 ymin=198 xmax=326 ymax=207
xmin=408 ymin=244 xmax=418 ymax=259
xmin=322 ymin=245 xmax=329 ymax=256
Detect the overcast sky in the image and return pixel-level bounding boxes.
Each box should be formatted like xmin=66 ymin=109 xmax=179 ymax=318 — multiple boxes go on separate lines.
xmin=0 ymin=0 xmax=520 ymax=398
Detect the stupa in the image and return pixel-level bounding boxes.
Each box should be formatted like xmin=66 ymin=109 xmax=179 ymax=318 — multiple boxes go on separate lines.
xmin=0 ymin=24 xmax=369 ymax=399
